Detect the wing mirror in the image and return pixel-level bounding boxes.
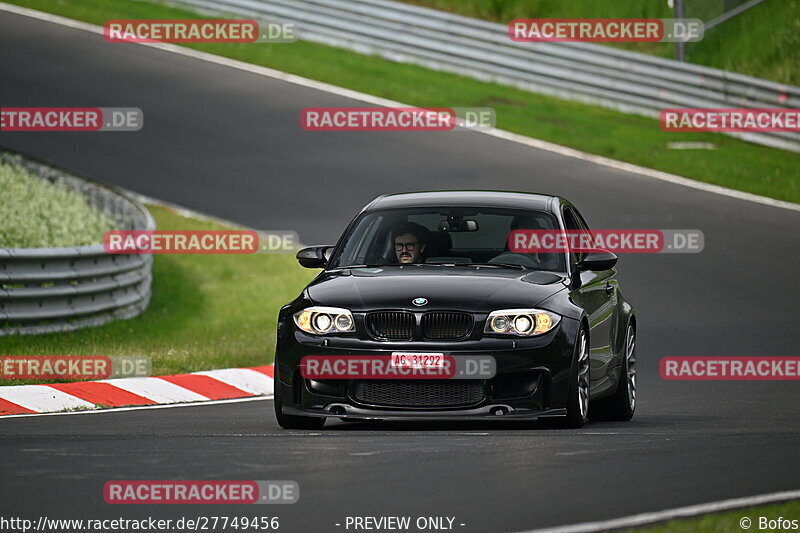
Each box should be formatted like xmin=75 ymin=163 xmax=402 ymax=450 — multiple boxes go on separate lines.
xmin=296 ymin=245 xmax=333 ymax=269
xmin=577 ymin=251 xmax=617 ymax=272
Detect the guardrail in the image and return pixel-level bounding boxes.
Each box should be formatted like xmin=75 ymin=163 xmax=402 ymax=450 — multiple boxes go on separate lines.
xmin=0 ymin=152 xmax=155 ymax=336
xmin=173 ymin=0 xmax=800 ymax=152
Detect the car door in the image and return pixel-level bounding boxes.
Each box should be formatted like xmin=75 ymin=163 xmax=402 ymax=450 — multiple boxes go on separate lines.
xmin=564 ymin=207 xmax=617 ymax=389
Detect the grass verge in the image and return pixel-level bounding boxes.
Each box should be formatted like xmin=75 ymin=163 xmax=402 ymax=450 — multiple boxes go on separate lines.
xmin=0 ymin=158 xmax=117 ymax=247
xmin=7 ymin=0 xmax=799 ymax=203
xmin=627 ymin=499 xmax=800 ymax=532
xmin=0 ymin=204 xmax=315 ymax=385
xmin=401 ymin=0 xmax=800 ymax=85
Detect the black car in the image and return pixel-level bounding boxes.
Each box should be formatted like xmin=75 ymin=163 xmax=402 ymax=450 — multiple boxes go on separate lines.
xmin=273 ymin=191 xmax=636 ymax=429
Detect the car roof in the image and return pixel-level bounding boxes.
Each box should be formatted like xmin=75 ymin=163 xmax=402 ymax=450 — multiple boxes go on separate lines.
xmin=364 ymin=191 xmax=563 ymax=213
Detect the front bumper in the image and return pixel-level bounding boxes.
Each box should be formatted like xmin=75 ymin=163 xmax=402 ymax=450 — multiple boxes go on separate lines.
xmin=274 ymin=311 xmax=580 ymax=421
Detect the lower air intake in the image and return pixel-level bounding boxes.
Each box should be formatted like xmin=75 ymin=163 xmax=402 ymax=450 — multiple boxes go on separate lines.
xmin=351 ymin=380 xmax=485 ymax=407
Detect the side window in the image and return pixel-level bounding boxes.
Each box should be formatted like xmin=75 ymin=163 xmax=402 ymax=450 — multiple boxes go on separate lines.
xmin=563 ymin=207 xmax=587 ymax=266
xmin=572 ymin=207 xmax=592 ymax=234
xmin=338 ymin=215 xmax=384 ymax=264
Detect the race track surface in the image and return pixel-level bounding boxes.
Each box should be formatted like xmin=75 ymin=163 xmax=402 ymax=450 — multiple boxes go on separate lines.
xmin=1 ymin=11 xmax=799 ymax=532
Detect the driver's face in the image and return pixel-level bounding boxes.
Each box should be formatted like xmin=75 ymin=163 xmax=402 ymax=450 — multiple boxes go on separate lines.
xmin=394 ymin=233 xmax=425 ymax=263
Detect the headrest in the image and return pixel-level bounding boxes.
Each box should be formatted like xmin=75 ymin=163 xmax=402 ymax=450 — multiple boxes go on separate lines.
xmin=426 ymin=231 xmax=452 ymax=255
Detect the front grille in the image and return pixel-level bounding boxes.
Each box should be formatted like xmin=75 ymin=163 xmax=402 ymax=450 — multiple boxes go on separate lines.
xmin=351 ymin=380 xmax=485 ymax=407
xmin=366 ymin=311 xmax=415 ymax=340
xmin=422 ymin=312 xmax=473 ymax=339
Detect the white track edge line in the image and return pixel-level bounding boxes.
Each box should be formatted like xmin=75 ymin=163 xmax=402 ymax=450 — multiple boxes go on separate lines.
xmin=516 ymin=489 xmax=800 ymax=533
xmin=0 ymin=394 xmax=272 ymax=419
xmin=1 ymin=2 xmax=797 ymax=213
xmin=132 ymin=193 xmax=309 ymax=248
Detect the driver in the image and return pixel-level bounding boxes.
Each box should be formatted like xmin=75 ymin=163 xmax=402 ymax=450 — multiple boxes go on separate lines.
xmin=391 ymin=222 xmax=429 ymax=264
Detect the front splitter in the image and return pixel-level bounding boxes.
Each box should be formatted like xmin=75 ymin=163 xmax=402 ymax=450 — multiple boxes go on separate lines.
xmin=282 ymin=403 xmax=566 ymax=421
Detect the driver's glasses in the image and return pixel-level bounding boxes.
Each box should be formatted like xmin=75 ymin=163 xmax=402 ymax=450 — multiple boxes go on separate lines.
xmin=395 ymin=241 xmax=419 ymax=251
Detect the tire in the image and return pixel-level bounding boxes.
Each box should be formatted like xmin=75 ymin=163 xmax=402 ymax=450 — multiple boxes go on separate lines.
xmin=273 ymin=370 xmax=326 ymax=430
xmin=554 ymin=326 xmax=590 ymax=429
xmin=590 ymin=323 xmax=636 ymax=422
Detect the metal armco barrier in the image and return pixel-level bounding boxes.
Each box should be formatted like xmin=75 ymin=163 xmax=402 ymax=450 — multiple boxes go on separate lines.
xmin=173 ymin=0 xmax=800 ymax=151
xmin=0 ymin=152 xmax=155 ymax=335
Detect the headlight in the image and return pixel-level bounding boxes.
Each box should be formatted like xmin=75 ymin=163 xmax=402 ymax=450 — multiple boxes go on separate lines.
xmin=294 ymin=306 xmax=355 ymax=335
xmin=484 ymin=308 xmax=560 ymax=336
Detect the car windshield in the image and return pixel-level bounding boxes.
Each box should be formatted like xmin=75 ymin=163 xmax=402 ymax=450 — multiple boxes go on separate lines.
xmin=329 ymin=206 xmax=566 ymax=272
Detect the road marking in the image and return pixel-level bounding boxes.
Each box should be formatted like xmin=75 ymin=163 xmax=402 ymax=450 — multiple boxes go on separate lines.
xmin=554 ymin=451 xmax=596 ymax=456
xmin=48 ymin=382 xmax=157 ymax=407
xmin=0 ymin=385 xmax=95 ymax=412
xmin=0 ymin=365 xmax=276 ymax=417
xmin=0 ymin=395 xmax=272 ymax=420
xmin=194 ymin=368 xmax=274 ymax=395
xmin=158 ymin=374 xmax=253 ymax=400
xmin=0 ymin=398 xmax=35 ymax=415
xmin=97 ymin=377 xmax=210 ymax=403
xmin=1 ymin=2 xmax=797 ymax=213
xmin=515 ymin=489 xmax=800 ymax=533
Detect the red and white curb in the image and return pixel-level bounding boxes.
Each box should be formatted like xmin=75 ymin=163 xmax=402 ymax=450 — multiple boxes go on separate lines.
xmin=0 ymin=365 xmax=273 ymax=416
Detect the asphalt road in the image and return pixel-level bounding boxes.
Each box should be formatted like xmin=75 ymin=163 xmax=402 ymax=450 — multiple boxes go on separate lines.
xmin=2 ymin=9 xmax=800 ymax=533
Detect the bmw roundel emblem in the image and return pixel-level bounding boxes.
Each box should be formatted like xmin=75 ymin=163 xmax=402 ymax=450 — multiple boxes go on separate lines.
xmin=412 ymin=297 xmax=428 ymax=306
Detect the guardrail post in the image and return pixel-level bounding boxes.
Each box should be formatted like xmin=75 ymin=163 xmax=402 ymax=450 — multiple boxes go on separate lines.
xmin=674 ymin=0 xmax=686 ymax=62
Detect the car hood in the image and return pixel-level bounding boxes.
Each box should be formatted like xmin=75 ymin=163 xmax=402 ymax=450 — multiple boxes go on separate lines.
xmin=306 ymin=266 xmax=568 ymax=313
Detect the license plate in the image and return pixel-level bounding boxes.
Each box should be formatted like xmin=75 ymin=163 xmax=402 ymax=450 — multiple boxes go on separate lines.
xmin=390 ymin=352 xmax=445 ymax=368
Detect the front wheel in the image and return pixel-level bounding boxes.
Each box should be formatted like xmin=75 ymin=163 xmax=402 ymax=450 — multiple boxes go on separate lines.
xmin=556 ymin=327 xmax=590 ymax=429
xmin=273 ymin=370 xmax=326 ymax=430
xmin=590 ymin=323 xmax=636 ymax=422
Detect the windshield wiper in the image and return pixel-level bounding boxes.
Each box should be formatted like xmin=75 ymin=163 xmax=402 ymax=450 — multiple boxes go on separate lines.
xmin=330 ymin=264 xmax=385 ymax=269
xmin=336 ymin=263 xmax=452 ymax=268
xmin=462 ymin=262 xmax=529 ymax=270
xmin=334 ymin=262 xmax=528 ymax=270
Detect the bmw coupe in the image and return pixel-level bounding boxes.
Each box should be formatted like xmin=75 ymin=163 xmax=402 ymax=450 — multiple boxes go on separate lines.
xmin=273 ymin=191 xmax=636 ymax=429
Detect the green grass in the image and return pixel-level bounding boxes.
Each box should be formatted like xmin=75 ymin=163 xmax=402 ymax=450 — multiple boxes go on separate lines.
xmin=0 ymin=205 xmax=315 ymax=384
xmin=685 ymin=0 xmax=800 ymax=85
xmin=404 ymin=0 xmax=674 ymax=57
xmin=0 ymin=158 xmax=117 ymax=248
xmin=627 ymin=500 xmax=800 ymax=532
xmin=7 ymin=0 xmax=800 ymax=205
xmin=403 ymin=0 xmax=674 ymax=19
xmin=401 ymin=0 xmax=800 ymax=85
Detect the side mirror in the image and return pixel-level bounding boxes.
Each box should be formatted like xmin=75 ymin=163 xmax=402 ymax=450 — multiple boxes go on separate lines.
xmin=577 ymin=251 xmax=617 ymax=272
xmin=296 ymin=245 xmax=333 ymax=269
